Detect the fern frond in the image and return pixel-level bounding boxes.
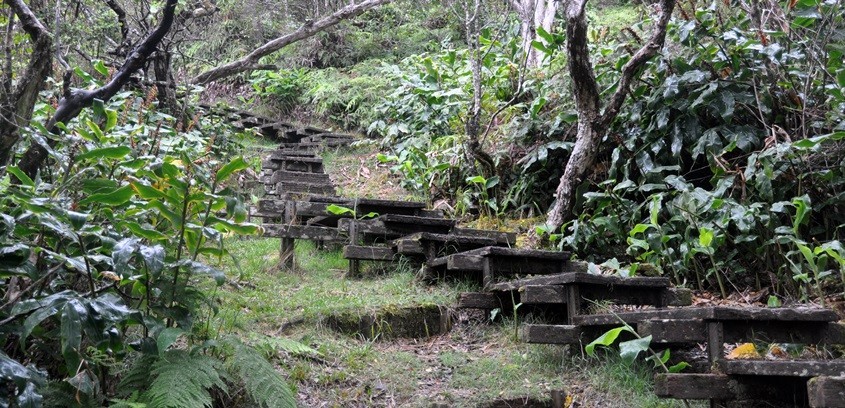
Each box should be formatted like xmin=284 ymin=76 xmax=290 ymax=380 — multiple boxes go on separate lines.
xmin=228 ymin=340 xmax=297 ymax=408
xmin=142 ymin=350 xmax=228 ymax=408
xmin=117 ymin=355 xmax=157 ymax=397
xmin=253 ymin=334 xmax=322 ymax=357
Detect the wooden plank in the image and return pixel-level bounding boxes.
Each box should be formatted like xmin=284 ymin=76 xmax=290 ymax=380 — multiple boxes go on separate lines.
xmin=458 ymin=246 xmax=571 ymax=260
xmin=450 ymin=228 xmax=517 ymax=246
xmin=262 ymin=224 xmax=340 ymax=241
xmin=638 ymin=319 xmax=707 ymax=344
xmin=342 ymin=245 xmax=397 ymax=261
xmin=446 ymin=254 xmax=484 ymax=271
xmin=520 ymin=285 xmax=566 ymax=304
xmin=709 ymin=306 xmax=839 ymax=322
xmin=269 ymin=171 xmax=331 ymax=184
xmin=487 ymin=270 xmax=662 ymax=292
xmin=456 ymin=292 xmax=501 ymax=309
xmin=708 ymin=321 xmax=724 ymax=365
xmin=309 ymin=196 xmax=426 ymax=209
xmin=654 ymin=374 xmax=733 ymax=400
xmin=394 ymin=239 xmax=425 ymax=256
xmin=572 ymin=308 xmax=711 ymax=326
xmin=280 ymin=238 xmax=295 ymax=270
xmin=258 ymin=199 xmax=287 ymax=214
xmin=267 ymin=152 xmax=325 ymax=163
xmin=719 ymin=360 xmax=845 ymax=377
xmin=808 ymin=376 xmax=845 ymax=408
xmin=662 ymin=288 xmax=693 ymax=307
xmin=521 ymin=324 xmax=582 ymax=344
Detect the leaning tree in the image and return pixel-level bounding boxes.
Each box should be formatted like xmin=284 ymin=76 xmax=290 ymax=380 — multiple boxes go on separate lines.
xmin=544 ymin=0 xmax=676 ymax=232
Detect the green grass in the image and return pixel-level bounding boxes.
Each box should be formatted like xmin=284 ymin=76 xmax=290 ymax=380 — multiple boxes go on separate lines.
xmin=216 ymin=238 xmax=461 ymax=332
xmin=209 ymin=230 xmax=697 ymax=407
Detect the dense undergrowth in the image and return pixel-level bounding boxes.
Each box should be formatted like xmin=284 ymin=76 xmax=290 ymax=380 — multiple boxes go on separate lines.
xmin=0 ymin=81 xmax=296 ymax=406
xmin=249 ymin=0 xmax=845 ymax=303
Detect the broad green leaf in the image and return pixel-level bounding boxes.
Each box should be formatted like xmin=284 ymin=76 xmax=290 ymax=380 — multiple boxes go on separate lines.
xmin=124 ymin=221 xmax=169 ymax=241
xmin=216 ymin=157 xmax=249 ymax=183
xmin=6 ymin=166 xmax=34 ymax=187
xmin=60 ymin=300 xmax=84 ymax=373
xmin=619 ymin=336 xmax=652 ymax=363
xmin=668 ymin=361 xmax=690 ymax=373
xmin=699 ymin=228 xmax=714 ymax=248
xmin=157 ymin=327 xmax=184 ymax=355
xmin=326 ymin=204 xmax=354 ymax=216
xmin=79 ymin=185 xmax=134 ymax=206
xmin=585 ymin=326 xmax=628 ymax=357
xmin=76 ymin=146 xmax=131 ymax=161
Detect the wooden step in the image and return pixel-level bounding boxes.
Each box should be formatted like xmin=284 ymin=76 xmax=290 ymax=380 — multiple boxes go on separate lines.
xmin=719 ymin=360 xmax=845 ymax=377
xmin=264 ymin=171 xmax=331 ymax=185
xmin=451 ymin=227 xmax=517 ymax=246
xmin=572 ymin=306 xmax=840 ymax=326
xmin=392 ymin=232 xmax=498 ymax=257
xmin=808 ymin=376 xmax=845 ymax=408
xmin=262 ymin=224 xmax=341 ymax=241
xmin=342 ymin=245 xmax=397 ymax=261
xmin=275 ymin=181 xmax=335 ymax=195
xmin=639 ymin=319 xmax=845 ymax=345
xmin=456 ymin=292 xmax=502 ymax=309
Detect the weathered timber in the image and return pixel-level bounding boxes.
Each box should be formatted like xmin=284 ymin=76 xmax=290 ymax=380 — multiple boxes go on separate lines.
xmin=638 ymin=319 xmax=707 ymax=344
xmin=636 ymin=315 xmax=840 ymax=346
xmin=456 ymin=292 xmax=502 ymax=309
xmin=450 ymin=227 xmax=517 ymax=246
xmin=520 ymin=285 xmax=566 ymax=304
xmin=280 ymin=237 xmax=295 ymax=270
xmin=572 ymin=307 xmax=839 ymax=326
xmin=258 ymin=199 xmax=287 ymax=215
xmin=654 ymin=374 xmax=734 ymax=400
xmin=446 ymin=254 xmax=485 ymax=271
xmin=521 ymin=324 xmax=582 ymax=344
xmin=808 ymin=376 xmax=845 ymax=408
xmin=392 ymin=232 xmax=499 ymax=257
xmin=262 ymin=224 xmax=341 ymax=241
xmin=458 ymin=246 xmax=570 ymax=260
xmin=267 ymin=171 xmax=331 ymax=185
xmin=342 ymin=245 xmax=397 ymax=261
xmin=719 ymin=360 xmax=845 ymax=377
xmin=379 ymin=214 xmax=456 ymax=234
xmin=487 ymin=271 xmax=660 ymax=292
xmin=275 ymin=181 xmax=335 ymax=195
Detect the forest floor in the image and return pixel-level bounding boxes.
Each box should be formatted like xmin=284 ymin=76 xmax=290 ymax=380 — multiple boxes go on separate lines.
xmin=210 ymin=142 xmax=701 ymax=407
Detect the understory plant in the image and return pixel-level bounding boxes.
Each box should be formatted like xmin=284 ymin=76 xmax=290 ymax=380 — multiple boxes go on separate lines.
xmin=0 ymin=86 xmax=296 ymax=406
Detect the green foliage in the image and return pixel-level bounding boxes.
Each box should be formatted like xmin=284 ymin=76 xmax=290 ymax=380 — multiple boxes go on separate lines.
xmin=0 ymin=86 xmax=291 ymax=405
xmin=143 ymin=350 xmax=228 ymax=408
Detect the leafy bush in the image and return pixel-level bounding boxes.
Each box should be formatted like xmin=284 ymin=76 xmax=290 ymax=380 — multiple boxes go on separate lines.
xmin=0 ymin=87 xmax=293 ymax=406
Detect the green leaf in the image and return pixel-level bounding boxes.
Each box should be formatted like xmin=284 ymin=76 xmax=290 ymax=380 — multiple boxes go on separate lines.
xmin=767 ymin=295 xmax=782 ymax=308
xmin=326 ymin=204 xmax=354 ymax=216
xmin=93 ymin=60 xmax=109 ymax=76
xmin=79 ymin=185 xmax=134 ymax=206
xmin=216 ymin=157 xmax=249 ymax=183
xmin=668 ymin=361 xmax=690 ymax=373
xmin=585 ymin=326 xmax=627 ymax=357
xmin=619 ymin=335 xmax=652 ymax=363
xmin=699 ymin=227 xmax=714 ymax=248
xmin=61 ymin=300 xmax=84 ymax=373
xmin=76 ymin=146 xmax=131 ymax=161
xmin=797 ymin=243 xmax=816 ymax=270
xmin=157 ymin=328 xmax=184 ymax=356
xmin=6 ymin=166 xmax=34 ymax=187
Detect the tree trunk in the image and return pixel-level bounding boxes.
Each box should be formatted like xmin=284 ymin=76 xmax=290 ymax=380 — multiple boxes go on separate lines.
xmin=0 ymin=0 xmax=52 ymax=169
xmin=463 ymin=0 xmax=495 ymax=176
xmin=16 ymin=0 xmax=180 ymax=179
xmin=544 ymin=0 xmax=675 ymax=232
xmin=510 ymin=0 xmax=559 ymax=68
xmin=192 ymin=0 xmax=393 ymax=85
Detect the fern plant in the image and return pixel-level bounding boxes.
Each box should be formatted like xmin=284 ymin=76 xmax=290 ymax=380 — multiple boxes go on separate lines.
xmin=111 ymin=337 xmax=296 ymax=408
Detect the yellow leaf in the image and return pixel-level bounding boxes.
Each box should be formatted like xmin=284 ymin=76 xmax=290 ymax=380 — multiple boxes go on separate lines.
xmin=727 ymin=343 xmax=760 ymax=360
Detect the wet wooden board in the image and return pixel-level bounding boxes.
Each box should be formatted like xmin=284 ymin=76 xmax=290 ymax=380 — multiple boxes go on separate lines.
xmin=379 ymin=214 xmax=456 ymax=234
xmin=275 ymin=181 xmax=335 ymax=195
xmin=392 ymin=232 xmax=498 ymax=256
xmin=265 ymin=171 xmax=331 ymax=184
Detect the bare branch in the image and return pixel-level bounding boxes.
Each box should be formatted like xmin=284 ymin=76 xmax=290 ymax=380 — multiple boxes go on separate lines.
xmin=598 ymin=0 xmax=675 ymax=129
xmin=16 ymin=0 xmax=180 ymax=178
xmin=192 ymin=0 xmax=394 ymax=85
